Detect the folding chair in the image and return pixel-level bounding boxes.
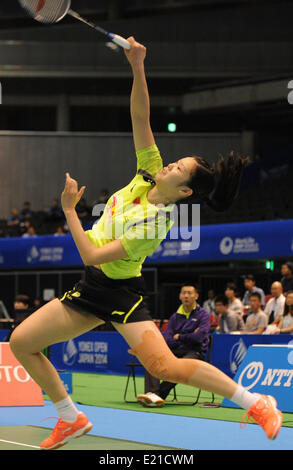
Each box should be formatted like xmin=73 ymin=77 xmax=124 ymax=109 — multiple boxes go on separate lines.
xmin=166 ymin=335 xmax=215 ymax=406
xmin=123 ymin=354 xmax=143 ymax=403
xmin=123 ymin=335 xmax=215 ymax=406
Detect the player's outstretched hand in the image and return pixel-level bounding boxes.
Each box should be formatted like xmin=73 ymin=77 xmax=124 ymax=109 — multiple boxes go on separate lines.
xmin=124 ymin=36 xmax=146 ymax=68
xmin=61 ymin=172 xmax=86 ymax=213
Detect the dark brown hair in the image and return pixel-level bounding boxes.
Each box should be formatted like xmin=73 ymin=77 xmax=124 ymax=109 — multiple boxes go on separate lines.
xmin=14 ymin=294 xmax=30 ymax=306
xmin=284 ymin=290 xmax=293 ymax=316
xmin=185 ymin=152 xmax=248 ymax=212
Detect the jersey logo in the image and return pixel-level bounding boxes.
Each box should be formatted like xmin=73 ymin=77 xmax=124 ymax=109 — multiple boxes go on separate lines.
xmin=137 ymin=169 xmax=156 ymax=185
xmin=133 ymin=197 xmax=141 ymax=205
xmin=107 ymin=195 xmax=118 ymax=220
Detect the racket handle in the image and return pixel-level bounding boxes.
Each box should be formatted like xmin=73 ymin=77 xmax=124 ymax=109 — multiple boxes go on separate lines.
xmin=110 ymin=34 xmax=131 ymax=50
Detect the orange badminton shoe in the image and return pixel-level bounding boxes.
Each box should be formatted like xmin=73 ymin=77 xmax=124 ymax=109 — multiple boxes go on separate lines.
xmin=40 ymin=412 xmax=93 ymax=450
xmin=241 ymin=394 xmax=282 ymax=440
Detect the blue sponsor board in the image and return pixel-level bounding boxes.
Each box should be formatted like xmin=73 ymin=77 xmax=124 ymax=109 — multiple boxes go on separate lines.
xmin=0 ymin=330 xmax=9 ymax=342
xmin=146 ymin=219 xmax=293 ymax=263
xmin=58 ymin=371 xmax=73 ymax=394
xmin=210 ymin=334 xmax=292 ymax=379
xmin=42 ymin=371 xmax=73 ymax=395
xmin=0 ymin=219 xmax=292 ymax=267
xmin=49 ymin=331 xmax=144 ymax=376
xmin=0 ymin=234 xmax=82 ymax=269
xmin=222 ymin=344 xmax=293 ymax=412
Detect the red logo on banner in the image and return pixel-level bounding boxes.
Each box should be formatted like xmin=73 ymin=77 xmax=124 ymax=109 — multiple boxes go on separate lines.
xmin=0 ymin=343 xmax=44 ymax=406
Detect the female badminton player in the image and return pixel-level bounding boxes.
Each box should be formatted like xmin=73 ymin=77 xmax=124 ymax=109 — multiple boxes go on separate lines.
xmin=10 ymin=37 xmax=282 ymax=450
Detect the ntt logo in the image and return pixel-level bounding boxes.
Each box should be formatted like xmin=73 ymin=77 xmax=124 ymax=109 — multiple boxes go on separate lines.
xmin=238 ymin=362 xmax=264 ymax=390
xmin=238 ymin=361 xmax=293 ymax=390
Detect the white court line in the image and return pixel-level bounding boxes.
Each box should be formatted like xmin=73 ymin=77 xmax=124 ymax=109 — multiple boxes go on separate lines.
xmin=0 ymin=438 xmax=40 ymax=449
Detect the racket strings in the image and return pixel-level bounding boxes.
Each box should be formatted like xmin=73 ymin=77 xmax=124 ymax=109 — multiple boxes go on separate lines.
xmin=19 ymin=0 xmax=70 ymax=24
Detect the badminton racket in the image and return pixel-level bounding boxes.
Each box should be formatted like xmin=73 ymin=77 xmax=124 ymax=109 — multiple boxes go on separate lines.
xmin=18 ymin=0 xmax=130 ymax=50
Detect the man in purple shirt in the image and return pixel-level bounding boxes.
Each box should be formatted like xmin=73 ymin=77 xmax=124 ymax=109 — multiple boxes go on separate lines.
xmin=137 ymin=284 xmax=210 ymax=407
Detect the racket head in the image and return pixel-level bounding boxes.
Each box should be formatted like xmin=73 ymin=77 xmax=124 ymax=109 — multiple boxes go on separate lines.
xmin=19 ymin=0 xmax=71 ymax=24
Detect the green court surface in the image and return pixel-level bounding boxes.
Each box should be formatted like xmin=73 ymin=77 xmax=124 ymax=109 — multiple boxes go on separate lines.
xmin=0 ymin=426 xmax=177 ymax=451
xmin=46 ymin=372 xmax=293 ymax=427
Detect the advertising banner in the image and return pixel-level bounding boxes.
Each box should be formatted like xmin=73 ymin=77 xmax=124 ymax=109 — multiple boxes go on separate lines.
xmin=0 ymin=342 xmax=44 ymax=406
xmin=49 ymin=331 xmax=144 ymax=376
xmin=221 ymin=344 xmax=293 ymax=412
xmin=210 ymin=334 xmax=292 ymax=378
xmin=0 ymin=219 xmax=292 ymax=267
xmin=146 ymin=219 xmax=293 ymax=263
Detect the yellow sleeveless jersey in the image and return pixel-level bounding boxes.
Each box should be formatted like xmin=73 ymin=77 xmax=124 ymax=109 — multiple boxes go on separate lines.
xmin=85 ymin=145 xmax=174 ymax=279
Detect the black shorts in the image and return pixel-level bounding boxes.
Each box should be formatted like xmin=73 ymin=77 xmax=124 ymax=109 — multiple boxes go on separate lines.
xmin=59 ymin=266 xmax=152 ymax=324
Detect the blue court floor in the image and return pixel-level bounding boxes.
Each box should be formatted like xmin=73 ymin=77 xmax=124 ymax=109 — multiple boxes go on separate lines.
xmin=0 ymin=400 xmax=292 ymax=450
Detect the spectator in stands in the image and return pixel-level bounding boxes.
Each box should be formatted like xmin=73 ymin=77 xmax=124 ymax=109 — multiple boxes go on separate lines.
xmin=47 ymin=198 xmax=64 ymax=221
xmin=7 ymin=208 xmax=20 ymax=226
xmin=215 ymin=295 xmax=244 ymax=333
xmin=19 ymin=201 xmax=33 ymax=222
xmin=54 ymin=226 xmax=67 ymax=236
xmin=5 ymin=295 xmax=33 ymax=341
xmin=96 ymin=189 xmax=109 ymax=204
xmin=91 ymin=189 xmax=110 ymax=220
xmin=76 ymin=198 xmax=91 ymax=223
xmin=136 ymin=284 xmax=210 ymax=408
xmin=20 ymin=220 xmax=31 ymax=236
xmin=14 ymin=294 xmax=30 ymax=311
xmin=203 ymin=289 xmax=216 ymax=315
xmin=271 ymin=291 xmax=293 ymax=334
xmin=242 ymin=274 xmax=265 ymax=310
xmin=33 ymin=298 xmax=43 ymax=309
xmin=244 ymin=292 xmax=267 ymax=334
xmin=281 ymin=261 xmax=293 ymax=294
xmin=209 ymin=308 xmax=220 ymax=332
xmin=264 ymin=281 xmax=286 ymax=326
xmin=22 ymin=225 xmax=37 ymax=238
xmin=225 ymin=282 xmax=244 ymax=317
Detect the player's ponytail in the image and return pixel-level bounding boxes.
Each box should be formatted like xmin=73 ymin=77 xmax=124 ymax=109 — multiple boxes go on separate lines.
xmin=187 ymin=152 xmax=249 ymax=212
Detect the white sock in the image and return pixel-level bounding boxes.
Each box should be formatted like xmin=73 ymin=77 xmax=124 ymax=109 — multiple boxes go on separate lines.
xmin=54 ymin=396 xmax=79 ymax=423
xmin=231 ymin=385 xmax=260 ymax=410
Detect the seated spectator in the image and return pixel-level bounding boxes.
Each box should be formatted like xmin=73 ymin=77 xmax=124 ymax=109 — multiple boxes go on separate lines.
xmin=14 ymin=294 xmax=30 ymax=315
xmin=136 ymin=284 xmax=210 ymax=408
xmin=20 ymin=220 xmax=31 ymax=236
xmin=203 ymin=289 xmax=216 ymax=315
xmin=33 ymin=297 xmax=43 ymax=309
xmin=47 ymin=198 xmax=64 ymax=221
xmin=76 ymin=198 xmax=91 ymax=223
xmin=7 ymin=208 xmax=20 ymax=226
xmin=5 ymin=295 xmax=33 ymax=341
xmin=209 ymin=308 xmax=220 ymax=332
xmin=281 ymin=261 xmax=293 ymax=294
xmin=19 ymin=201 xmax=33 ymax=222
xmin=242 ymin=274 xmax=265 ymax=310
xmin=22 ymin=225 xmax=37 ymax=238
xmin=272 ymin=291 xmax=293 ymax=334
xmin=96 ymin=189 xmax=109 ymax=204
xmin=91 ymin=189 xmax=110 ymax=220
xmin=264 ymin=281 xmax=286 ymax=325
xmin=225 ymin=282 xmax=244 ymax=317
xmin=215 ymin=295 xmax=245 ymax=333
xmin=244 ymin=292 xmax=268 ymax=334
xmin=54 ymin=226 xmax=67 ymax=236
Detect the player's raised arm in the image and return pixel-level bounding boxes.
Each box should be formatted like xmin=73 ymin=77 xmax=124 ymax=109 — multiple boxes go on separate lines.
xmin=124 ymin=37 xmax=155 ymax=152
